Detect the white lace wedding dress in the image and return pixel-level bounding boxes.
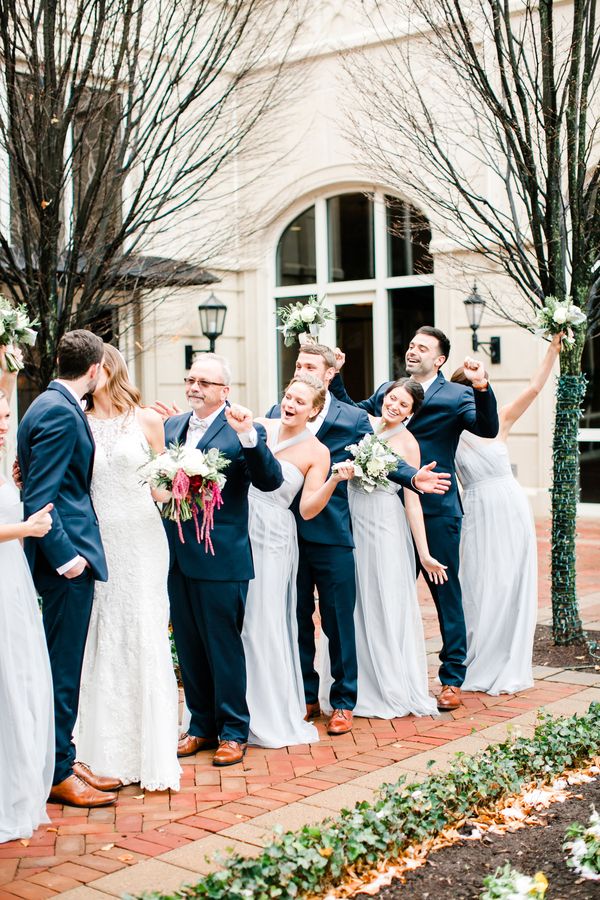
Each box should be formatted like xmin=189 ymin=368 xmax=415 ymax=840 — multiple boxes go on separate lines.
xmin=0 ymin=480 xmax=54 ymax=842
xmin=76 ymin=411 xmax=181 ymax=791
xmin=456 ymin=432 xmax=537 ymax=695
xmin=243 ymin=424 xmax=318 ymax=748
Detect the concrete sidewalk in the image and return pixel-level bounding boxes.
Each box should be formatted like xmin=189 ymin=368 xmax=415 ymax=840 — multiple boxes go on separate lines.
xmin=0 ymin=520 xmax=598 ymax=900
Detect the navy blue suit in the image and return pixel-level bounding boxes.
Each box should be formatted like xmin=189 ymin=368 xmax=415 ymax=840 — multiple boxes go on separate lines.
xmin=164 ymin=409 xmax=282 ymax=742
xmin=17 ymin=381 xmax=108 ymax=784
xmin=266 ymin=394 xmax=420 ymax=710
xmin=329 ymin=371 xmax=499 ymax=686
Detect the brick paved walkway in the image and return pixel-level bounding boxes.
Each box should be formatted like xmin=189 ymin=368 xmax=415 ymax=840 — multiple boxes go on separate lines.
xmin=1 ymin=520 xmax=598 ymax=899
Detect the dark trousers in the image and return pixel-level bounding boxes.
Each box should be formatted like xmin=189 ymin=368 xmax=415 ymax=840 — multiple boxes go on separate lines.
xmin=296 ymin=540 xmax=357 ymax=710
xmin=168 ymin=563 xmax=250 ymax=743
xmin=419 ymin=514 xmax=466 ymax=686
xmin=37 ymin=568 xmax=95 ymax=785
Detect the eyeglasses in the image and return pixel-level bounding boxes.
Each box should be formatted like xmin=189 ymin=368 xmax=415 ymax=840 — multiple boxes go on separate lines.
xmin=183 ymin=377 xmax=226 ymax=388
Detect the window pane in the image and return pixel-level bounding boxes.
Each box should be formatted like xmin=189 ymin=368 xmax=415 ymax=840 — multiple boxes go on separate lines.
xmin=336 ymin=304 xmax=374 ymax=398
xmin=328 ymin=194 xmax=374 ymax=282
xmin=580 ymin=333 xmax=600 ymax=503
xmin=386 ymin=196 xmax=433 ymax=277
xmin=276 ymin=207 xmax=316 ymax=286
xmin=389 ymin=286 xmax=434 ymax=379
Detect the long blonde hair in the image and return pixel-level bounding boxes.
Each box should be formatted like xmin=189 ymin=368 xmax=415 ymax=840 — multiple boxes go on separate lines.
xmin=88 ymin=344 xmax=142 ymax=414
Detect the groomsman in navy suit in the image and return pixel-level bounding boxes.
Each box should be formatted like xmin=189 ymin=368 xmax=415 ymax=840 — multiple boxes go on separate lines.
xmin=18 ymin=330 xmax=121 ymax=807
xmin=166 ymin=354 xmax=283 ymax=767
xmin=267 ymin=343 xmax=451 ymax=735
xmin=330 ymin=326 xmax=499 ymax=711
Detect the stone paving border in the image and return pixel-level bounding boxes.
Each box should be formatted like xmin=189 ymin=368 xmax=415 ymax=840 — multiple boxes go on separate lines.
xmin=0 ymin=520 xmax=598 ymax=899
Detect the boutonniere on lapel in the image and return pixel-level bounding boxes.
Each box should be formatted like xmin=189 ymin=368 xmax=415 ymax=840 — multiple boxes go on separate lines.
xmin=139 ymin=443 xmax=230 ymax=552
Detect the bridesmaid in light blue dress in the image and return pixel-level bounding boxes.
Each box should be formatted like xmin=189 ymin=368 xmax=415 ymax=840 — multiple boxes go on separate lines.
xmin=0 ymin=357 xmax=54 ymax=842
xmin=240 ymin=374 xmax=353 ymax=748
xmin=452 ymin=333 xmax=562 ymax=695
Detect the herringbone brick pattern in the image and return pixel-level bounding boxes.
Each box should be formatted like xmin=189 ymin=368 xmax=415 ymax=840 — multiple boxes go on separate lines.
xmin=0 ymin=519 xmax=597 ymax=898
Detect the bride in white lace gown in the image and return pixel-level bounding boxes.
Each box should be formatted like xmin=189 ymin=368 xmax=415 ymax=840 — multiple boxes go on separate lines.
xmin=451 ymin=334 xmax=562 ymax=695
xmin=76 ymin=345 xmax=180 ymax=791
xmin=0 ymin=364 xmax=54 ymax=842
xmin=238 ymin=375 xmax=353 ymax=748
xmin=319 ymin=379 xmax=445 ymax=719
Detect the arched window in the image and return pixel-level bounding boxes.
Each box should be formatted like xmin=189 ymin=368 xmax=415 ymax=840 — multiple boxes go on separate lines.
xmin=274 ymin=190 xmax=434 ymax=394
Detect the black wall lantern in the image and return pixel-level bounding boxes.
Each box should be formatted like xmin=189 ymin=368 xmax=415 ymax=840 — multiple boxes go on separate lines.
xmin=185 ymin=292 xmax=228 ymax=369
xmin=463 ymin=282 xmax=501 ymax=364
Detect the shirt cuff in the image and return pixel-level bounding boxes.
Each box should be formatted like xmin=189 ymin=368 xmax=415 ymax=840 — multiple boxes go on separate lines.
xmin=238 ymin=427 xmax=258 ymax=448
xmin=411 ymin=474 xmax=424 ymax=494
xmin=57 ymin=555 xmax=83 ymax=576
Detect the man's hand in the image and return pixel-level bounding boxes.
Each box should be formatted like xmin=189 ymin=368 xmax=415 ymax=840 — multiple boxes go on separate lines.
xmin=151 ymin=400 xmax=182 ymax=420
xmin=225 ymin=404 xmax=254 ymax=434
xmin=333 ymin=347 xmax=345 ymax=372
xmin=25 ymin=503 xmax=54 ymax=538
xmin=414 ymin=462 xmax=451 ymax=494
xmin=64 ymin=557 xmax=89 ymax=579
xmin=12 ymin=458 xmax=23 ymax=490
xmin=462 ymin=356 xmax=487 ymax=385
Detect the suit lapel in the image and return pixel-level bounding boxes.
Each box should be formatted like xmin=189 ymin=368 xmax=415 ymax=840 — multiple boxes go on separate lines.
xmin=317 ymin=396 xmax=342 ymax=442
xmin=408 ymin=372 xmax=445 ymax=427
xmin=197 ymin=409 xmax=228 ymax=450
xmin=48 ymin=381 xmax=95 ymax=447
xmin=169 ymin=412 xmax=193 ymax=447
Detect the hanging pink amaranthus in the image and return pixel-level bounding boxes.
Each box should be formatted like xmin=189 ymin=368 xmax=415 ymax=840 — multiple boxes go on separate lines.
xmin=139 ymin=442 xmax=230 ymax=552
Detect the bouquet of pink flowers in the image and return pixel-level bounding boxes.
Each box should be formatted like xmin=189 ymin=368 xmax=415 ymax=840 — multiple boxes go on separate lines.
xmin=140 ymin=443 xmax=230 ymax=553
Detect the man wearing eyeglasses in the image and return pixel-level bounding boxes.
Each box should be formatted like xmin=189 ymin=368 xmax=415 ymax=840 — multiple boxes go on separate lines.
xmin=162 ymin=355 xmax=283 ymax=767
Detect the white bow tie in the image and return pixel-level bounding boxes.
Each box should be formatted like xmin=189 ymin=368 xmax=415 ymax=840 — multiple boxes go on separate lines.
xmin=189 ymin=415 xmax=208 ymax=432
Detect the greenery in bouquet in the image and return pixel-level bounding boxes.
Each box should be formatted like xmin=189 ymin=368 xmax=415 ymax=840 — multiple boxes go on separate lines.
xmin=140 ymin=443 xmax=229 ymax=552
xmin=480 ymin=864 xmax=548 ymax=899
xmin=0 ymin=295 xmax=38 ymax=371
xmin=534 ymin=295 xmax=586 ymax=346
xmin=563 ymin=806 xmax=600 ymax=881
xmin=335 ymin=432 xmax=403 ymax=493
xmin=276 ymin=294 xmax=334 ymax=346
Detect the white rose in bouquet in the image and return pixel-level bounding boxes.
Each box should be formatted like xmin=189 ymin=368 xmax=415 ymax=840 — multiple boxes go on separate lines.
xmin=301 ymin=305 xmax=317 ymax=323
xmin=553 ymin=307 xmax=568 ymax=324
xmin=181 ymin=449 xmax=210 ymax=478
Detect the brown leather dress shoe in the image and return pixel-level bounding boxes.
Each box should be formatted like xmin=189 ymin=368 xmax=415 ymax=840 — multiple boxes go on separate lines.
xmin=437 ymin=685 xmax=462 ymax=711
xmin=74 ymin=761 xmax=122 ymax=792
xmin=304 ymin=702 xmax=321 ymax=721
xmin=212 ymin=740 xmax=247 ymax=767
xmin=49 ymin=774 xmax=117 ymax=808
xmin=177 ymin=733 xmax=219 ymax=758
xmin=327 ymin=709 xmax=353 ymax=735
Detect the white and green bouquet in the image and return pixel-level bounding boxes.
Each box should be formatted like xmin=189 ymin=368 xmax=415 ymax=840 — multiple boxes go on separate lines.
xmin=480 ymin=864 xmax=548 ymax=899
xmin=333 ymin=432 xmax=403 ymax=493
xmin=0 ymin=295 xmax=38 ymax=371
xmin=276 ymin=294 xmax=334 ymax=347
xmin=534 ymin=295 xmax=586 ymax=346
xmin=563 ymin=806 xmax=600 ymax=881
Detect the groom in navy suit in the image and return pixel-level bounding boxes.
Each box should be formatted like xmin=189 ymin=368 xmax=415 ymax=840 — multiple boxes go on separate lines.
xmin=18 ymin=330 xmax=120 ymax=807
xmin=166 ymin=354 xmax=282 ymax=767
xmin=267 ymin=343 xmax=451 ymax=735
xmin=330 ymin=326 xmax=499 ymax=710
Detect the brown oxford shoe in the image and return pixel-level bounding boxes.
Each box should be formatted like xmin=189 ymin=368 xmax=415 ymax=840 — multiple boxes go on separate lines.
xmin=177 ymin=733 xmax=219 ymax=758
xmin=304 ymin=701 xmax=321 ymax=721
xmin=74 ymin=761 xmax=122 ymax=792
xmin=49 ymin=774 xmax=117 ymax=808
xmin=327 ymin=708 xmax=353 ymax=735
xmin=437 ymin=684 xmax=462 ymax=711
xmin=213 ymin=740 xmax=247 ymax=767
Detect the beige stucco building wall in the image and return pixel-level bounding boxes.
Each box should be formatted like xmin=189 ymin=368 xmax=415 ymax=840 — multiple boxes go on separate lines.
xmin=135 ymin=3 xmax=588 ymax=518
